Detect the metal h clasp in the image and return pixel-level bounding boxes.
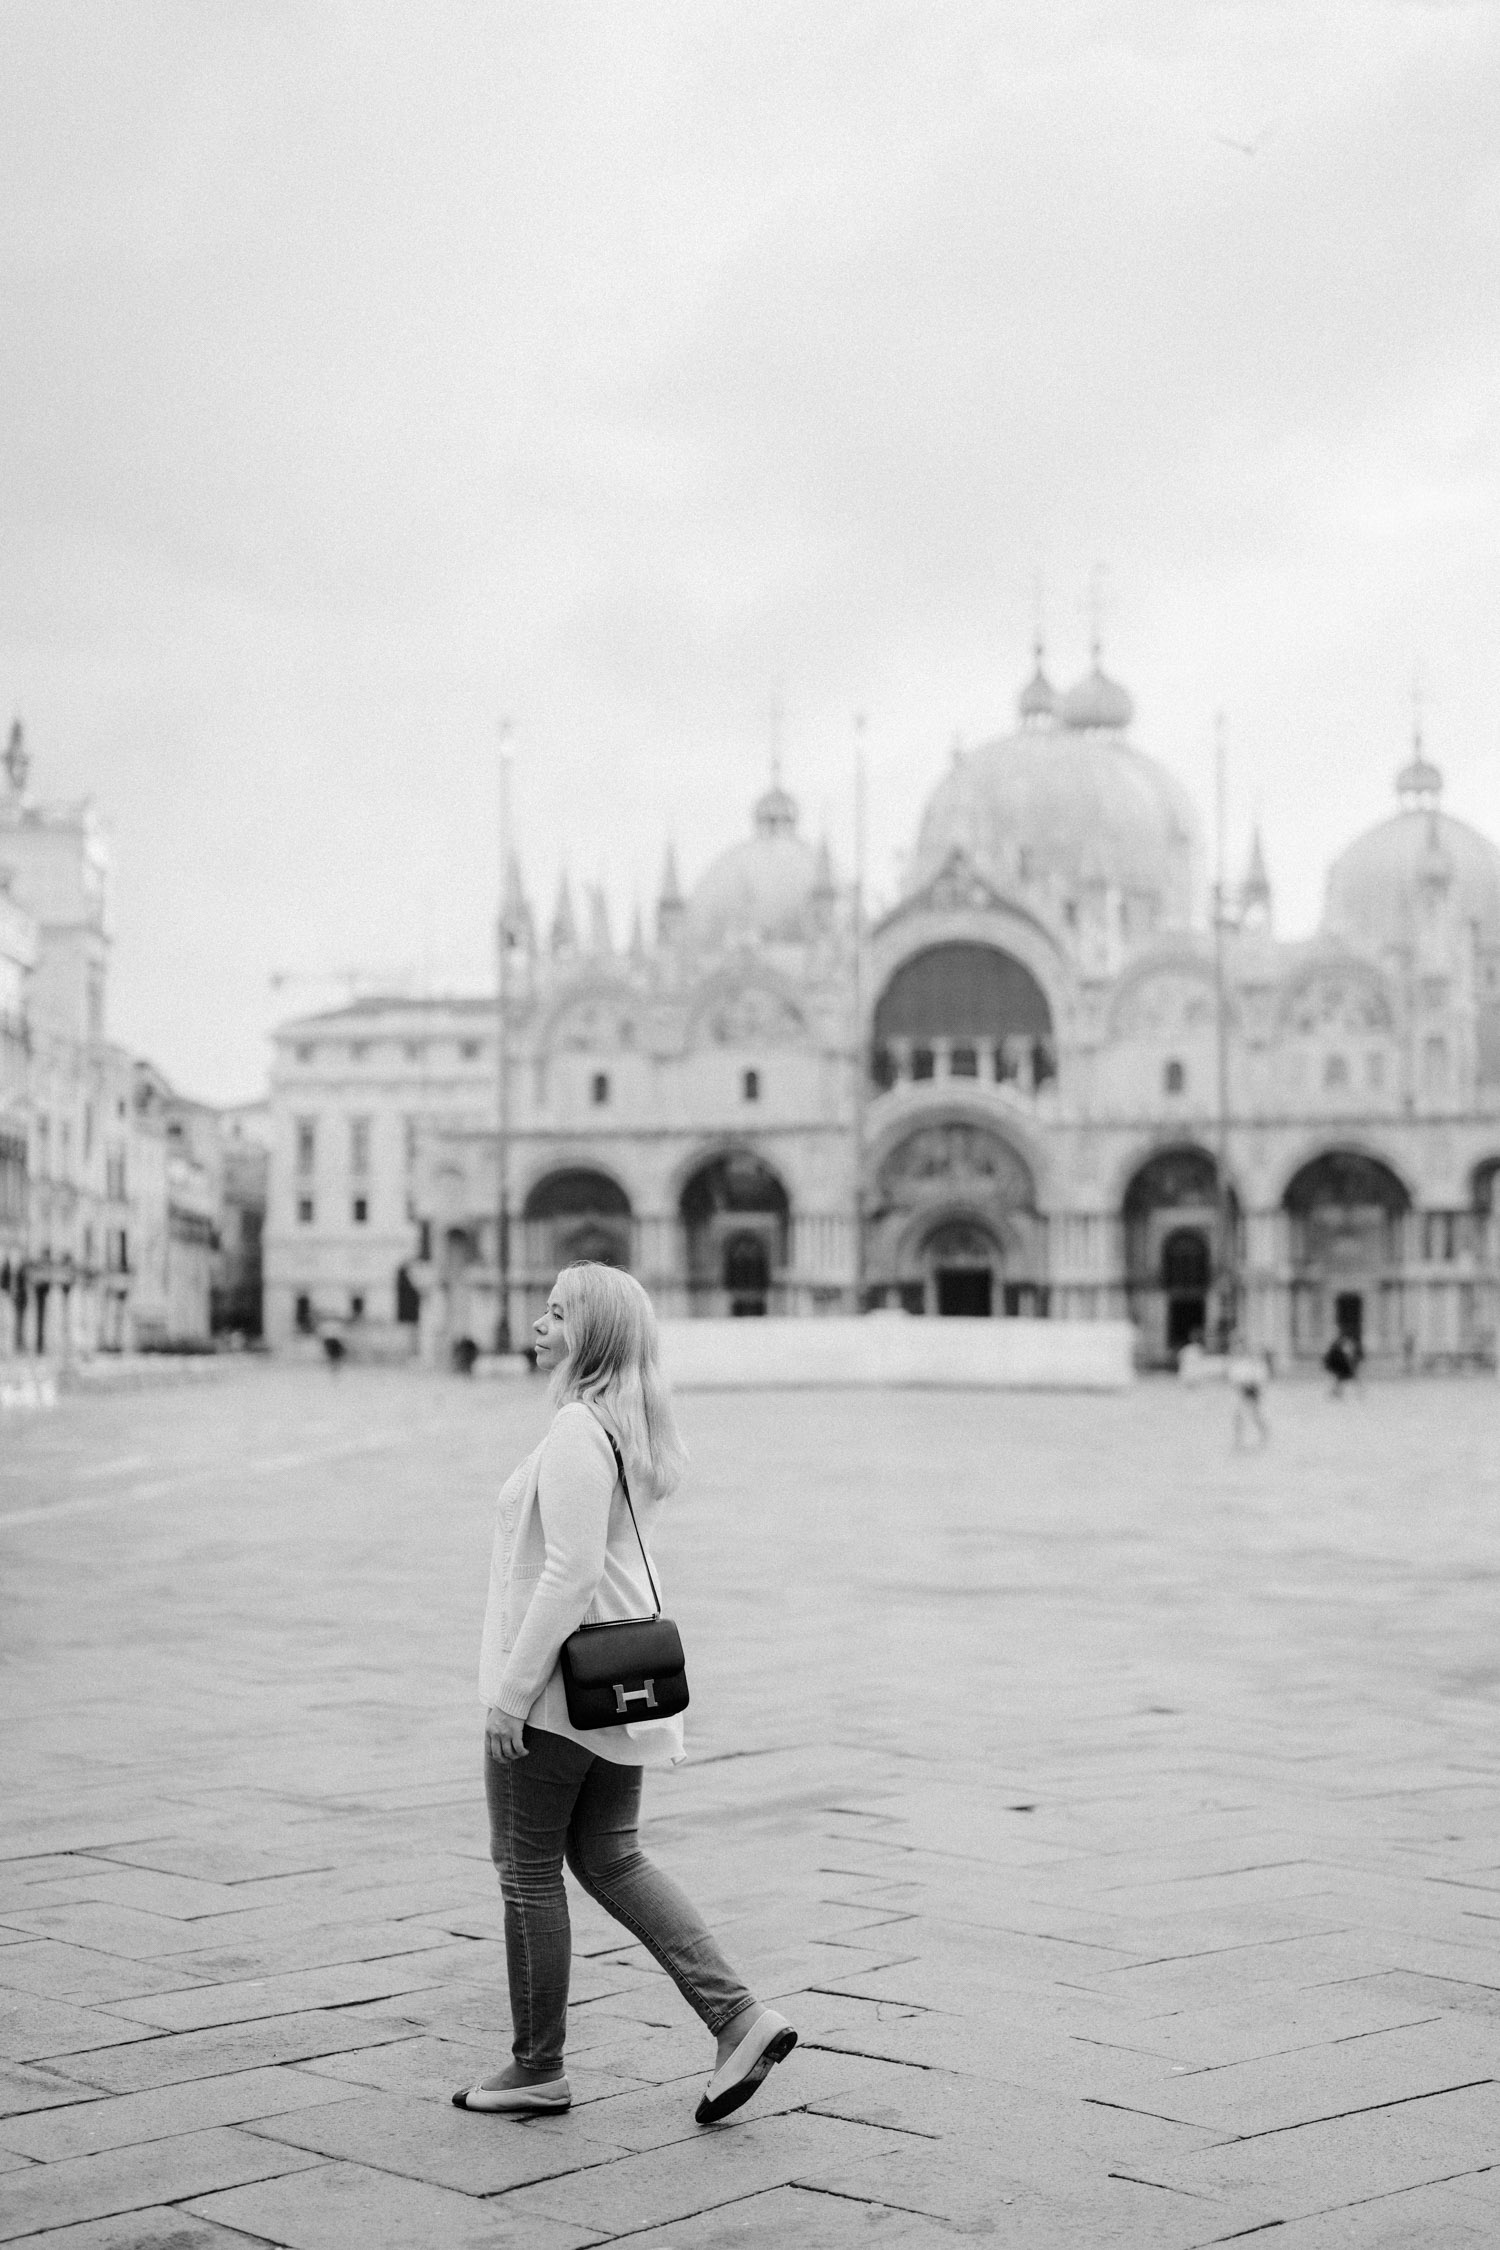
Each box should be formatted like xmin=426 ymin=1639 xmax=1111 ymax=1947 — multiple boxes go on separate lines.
xmin=613 ymin=1680 xmax=657 ymax=1713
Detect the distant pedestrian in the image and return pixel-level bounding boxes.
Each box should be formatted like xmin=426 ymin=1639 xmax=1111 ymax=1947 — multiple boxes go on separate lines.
xmin=455 ymin=1260 xmax=796 ymax=2126
xmin=319 ymin=1321 xmax=345 ymax=1370
xmin=1228 ymin=1338 xmax=1270 ymax=1448
xmin=1323 ymin=1331 xmax=1360 ymax=1397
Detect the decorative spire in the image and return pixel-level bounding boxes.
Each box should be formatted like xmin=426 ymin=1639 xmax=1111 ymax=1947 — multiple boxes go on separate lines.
xmin=500 ymin=851 xmax=535 ymax=955
xmin=586 ymin=883 xmax=613 ymax=957
xmin=656 ymin=843 xmax=685 ymax=947
xmin=1239 ymin=824 xmax=1272 ymax=931
xmin=4 ymin=719 xmax=28 ymax=798
xmin=550 ymin=871 xmax=577 ymax=957
xmin=628 ymin=901 xmax=646 ymax=963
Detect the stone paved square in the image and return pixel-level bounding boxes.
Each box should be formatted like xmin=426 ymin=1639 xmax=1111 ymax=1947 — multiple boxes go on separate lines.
xmin=3 ymin=1363 xmax=1500 ymax=2245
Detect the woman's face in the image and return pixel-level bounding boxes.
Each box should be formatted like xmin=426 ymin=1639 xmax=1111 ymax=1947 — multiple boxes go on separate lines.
xmin=532 ymin=1279 xmax=570 ymax=1372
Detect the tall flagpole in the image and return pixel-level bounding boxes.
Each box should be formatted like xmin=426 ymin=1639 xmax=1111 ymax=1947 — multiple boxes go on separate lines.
xmin=852 ymin=713 xmax=868 ymax=1313
xmin=1212 ymin=710 xmax=1235 ymax=1347
xmin=496 ymin=720 xmax=514 ymax=1354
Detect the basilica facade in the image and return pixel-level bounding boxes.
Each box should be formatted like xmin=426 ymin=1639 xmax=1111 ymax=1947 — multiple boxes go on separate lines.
xmin=264 ymin=650 xmax=1500 ymax=1370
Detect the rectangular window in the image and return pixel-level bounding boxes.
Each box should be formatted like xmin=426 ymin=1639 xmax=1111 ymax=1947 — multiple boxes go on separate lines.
xmin=295 ymin=1293 xmax=313 ymax=1333
xmin=742 ymin=1068 xmax=760 ymax=1102
xmin=591 ymin=1072 xmax=610 ymax=1105
xmin=352 ymin=1196 xmax=368 ymax=1225
xmin=1323 ymin=1054 xmax=1348 ymax=1090
xmin=349 ymin=1292 xmax=365 ymax=1320
xmin=349 ymin=1116 xmax=371 ymax=1175
xmin=295 ymin=1118 xmax=316 ymax=1174
xmin=297 ymin=1195 xmax=314 ymax=1225
xmin=403 ymin=1115 xmax=419 ymax=1171
xmin=460 ymin=1039 xmax=481 ymax=1061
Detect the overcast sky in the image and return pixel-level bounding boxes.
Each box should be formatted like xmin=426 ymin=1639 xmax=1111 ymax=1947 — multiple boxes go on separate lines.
xmin=3 ymin=0 xmax=1497 ymax=1100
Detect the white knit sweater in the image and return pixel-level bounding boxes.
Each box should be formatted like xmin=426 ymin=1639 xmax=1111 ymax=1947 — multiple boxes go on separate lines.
xmin=478 ymin=1401 xmax=685 ymax=1767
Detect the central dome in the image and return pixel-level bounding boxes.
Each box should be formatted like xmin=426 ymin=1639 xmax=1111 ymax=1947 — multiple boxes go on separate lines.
xmin=909 ymin=665 xmax=1200 ymax=930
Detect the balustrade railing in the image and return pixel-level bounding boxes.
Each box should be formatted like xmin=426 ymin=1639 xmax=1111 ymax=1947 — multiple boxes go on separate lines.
xmin=870 ymin=1034 xmax=1056 ymax=1095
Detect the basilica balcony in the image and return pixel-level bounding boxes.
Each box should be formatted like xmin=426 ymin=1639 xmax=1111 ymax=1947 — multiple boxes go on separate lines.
xmin=868 ymin=1034 xmax=1057 ymax=1113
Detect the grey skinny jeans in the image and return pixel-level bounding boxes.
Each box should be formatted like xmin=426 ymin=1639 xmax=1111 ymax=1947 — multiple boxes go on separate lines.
xmin=485 ymin=1725 xmax=753 ymax=2072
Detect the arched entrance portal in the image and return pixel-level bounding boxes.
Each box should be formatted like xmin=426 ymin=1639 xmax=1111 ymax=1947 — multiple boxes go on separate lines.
xmin=866 ymin=1122 xmax=1044 ymax=1315
xmin=872 ymin=943 xmax=1055 ymax=1093
xmin=1283 ymin=1150 xmax=1410 ymax=1361
xmin=522 ymin=1170 xmax=633 ymax=1281
xmin=680 ymin=1153 xmax=790 ymax=1316
xmin=1123 ymin=1147 xmax=1224 ymax=1364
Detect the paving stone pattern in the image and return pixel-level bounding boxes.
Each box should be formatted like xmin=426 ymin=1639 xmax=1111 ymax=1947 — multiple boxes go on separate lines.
xmin=2 ymin=1364 xmax=1499 ymax=2244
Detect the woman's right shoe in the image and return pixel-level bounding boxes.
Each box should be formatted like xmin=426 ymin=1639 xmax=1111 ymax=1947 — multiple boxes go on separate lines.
xmin=452 ymin=2074 xmax=571 ymax=2114
xmin=695 ymin=2010 xmax=798 ymax=2125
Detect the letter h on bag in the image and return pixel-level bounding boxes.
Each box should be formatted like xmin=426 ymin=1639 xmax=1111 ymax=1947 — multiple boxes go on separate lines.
xmin=613 ymin=1680 xmax=658 ymax=1714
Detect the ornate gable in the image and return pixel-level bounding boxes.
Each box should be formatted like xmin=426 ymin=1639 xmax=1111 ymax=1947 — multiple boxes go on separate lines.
xmin=898 ymin=845 xmax=1011 ymax=921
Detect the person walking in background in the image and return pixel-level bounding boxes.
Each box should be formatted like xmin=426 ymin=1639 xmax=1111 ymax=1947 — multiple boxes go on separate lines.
xmin=454 ymin=1260 xmax=796 ymax=2126
xmin=1228 ymin=1335 xmax=1270 ymax=1449
xmin=1323 ymin=1330 xmax=1360 ymax=1398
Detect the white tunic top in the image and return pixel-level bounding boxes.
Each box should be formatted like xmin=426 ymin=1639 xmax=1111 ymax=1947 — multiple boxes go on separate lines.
xmin=478 ymin=1401 xmax=685 ymax=1768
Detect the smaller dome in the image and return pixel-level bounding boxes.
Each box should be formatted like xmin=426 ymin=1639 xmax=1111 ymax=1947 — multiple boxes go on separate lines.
xmin=753 ymin=782 xmax=798 ymax=838
xmin=1017 ymin=664 xmax=1058 ymax=725
xmin=687 ymin=785 xmax=822 ymax=949
xmin=1061 ymin=662 xmax=1134 ymax=731
xmin=1396 ymin=751 xmax=1443 ymax=808
xmin=1323 ymin=805 xmax=1500 ymax=951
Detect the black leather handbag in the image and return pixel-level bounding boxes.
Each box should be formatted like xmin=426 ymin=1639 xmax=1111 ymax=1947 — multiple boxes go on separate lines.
xmin=559 ymin=1433 xmax=690 ymax=1731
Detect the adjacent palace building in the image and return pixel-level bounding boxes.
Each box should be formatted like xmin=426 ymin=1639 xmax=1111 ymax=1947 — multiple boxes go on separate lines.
xmin=265 ymin=648 xmax=1500 ymax=1370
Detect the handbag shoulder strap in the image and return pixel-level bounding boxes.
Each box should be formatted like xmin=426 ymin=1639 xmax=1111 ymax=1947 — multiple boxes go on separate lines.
xmin=595 ymin=1418 xmax=662 ymax=1620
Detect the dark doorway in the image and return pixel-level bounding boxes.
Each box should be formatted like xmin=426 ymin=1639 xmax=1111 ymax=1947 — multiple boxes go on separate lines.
xmin=937 ymin=1267 xmax=992 ymax=1316
xmin=724 ymin=1231 xmax=770 ymax=1316
xmin=395 ymin=1265 xmax=421 ymax=1324
xmin=681 ymin=1152 xmax=789 ymax=1312
xmin=1335 ymin=1292 xmax=1364 ymax=1346
xmin=1161 ymin=1227 xmax=1210 ymax=1353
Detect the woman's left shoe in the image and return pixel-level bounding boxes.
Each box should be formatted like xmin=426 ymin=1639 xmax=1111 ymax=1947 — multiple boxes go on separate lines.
xmin=695 ymin=2010 xmax=798 ymax=2126
xmin=452 ymin=2074 xmax=570 ymax=2114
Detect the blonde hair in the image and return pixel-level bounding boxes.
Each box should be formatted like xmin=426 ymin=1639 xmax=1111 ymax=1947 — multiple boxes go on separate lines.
xmin=548 ymin=1263 xmax=687 ymax=1499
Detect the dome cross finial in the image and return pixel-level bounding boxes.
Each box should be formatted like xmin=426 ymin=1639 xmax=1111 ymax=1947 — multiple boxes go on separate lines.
xmin=1086 ymin=561 xmax=1109 ymax=666
xmin=1396 ymin=669 xmax=1442 ymax=810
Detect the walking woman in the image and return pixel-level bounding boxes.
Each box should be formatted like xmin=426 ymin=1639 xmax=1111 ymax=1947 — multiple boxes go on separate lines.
xmin=454 ymin=1261 xmax=795 ymax=2124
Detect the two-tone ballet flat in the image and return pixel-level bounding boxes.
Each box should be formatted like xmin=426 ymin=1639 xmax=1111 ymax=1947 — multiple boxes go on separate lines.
xmin=452 ymin=2074 xmax=571 ymax=2114
xmin=695 ymin=2010 xmax=798 ymax=2125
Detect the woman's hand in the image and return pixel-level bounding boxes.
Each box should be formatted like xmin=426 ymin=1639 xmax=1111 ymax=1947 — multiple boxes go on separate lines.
xmin=486 ymin=1706 xmax=528 ymax=1763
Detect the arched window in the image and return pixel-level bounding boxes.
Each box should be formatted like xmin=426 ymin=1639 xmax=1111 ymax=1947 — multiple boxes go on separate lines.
xmin=1163 ymin=1059 xmax=1185 ymax=1095
xmin=522 ymin=1170 xmax=633 ymax=1274
xmin=873 ymin=943 xmax=1054 ymax=1088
